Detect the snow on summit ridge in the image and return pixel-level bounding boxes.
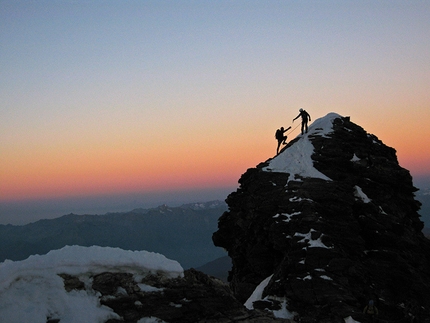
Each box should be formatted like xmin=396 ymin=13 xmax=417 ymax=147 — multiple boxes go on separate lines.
xmin=263 ymin=112 xmax=341 ymax=182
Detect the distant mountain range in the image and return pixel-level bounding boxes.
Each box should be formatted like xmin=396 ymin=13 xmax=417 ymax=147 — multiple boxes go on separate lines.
xmin=1 ymin=191 xmax=428 ymax=274
xmin=0 ymin=200 xmax=228 ymax=269
xmin=416 ymin=188 xmax=430 ymax=236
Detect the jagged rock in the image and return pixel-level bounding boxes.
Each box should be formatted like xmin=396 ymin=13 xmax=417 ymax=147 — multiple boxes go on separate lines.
xmin=213 ymin=113 xmax=430 ymax=323
xmin=59 ymin=268 xmax=288 ymax=323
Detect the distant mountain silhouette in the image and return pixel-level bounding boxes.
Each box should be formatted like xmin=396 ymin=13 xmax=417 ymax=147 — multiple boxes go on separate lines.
xmin=416 ymin=188 xmax=430 ymax=227
xmin=196 ymin=256 xmax=232 ymax=282
xmin=0 ymin=201 xmax=227 ymax=269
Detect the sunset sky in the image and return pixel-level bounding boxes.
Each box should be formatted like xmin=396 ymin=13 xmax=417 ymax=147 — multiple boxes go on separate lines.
xmin=1 ymin=1 xmax=429 ymax=222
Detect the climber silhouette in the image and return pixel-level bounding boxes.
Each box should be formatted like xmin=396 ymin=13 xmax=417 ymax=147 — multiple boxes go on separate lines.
xmin=275 ymin=126 xmax=291 ymax=154
xmin=293 ymin=108 xmax=311 ymax=135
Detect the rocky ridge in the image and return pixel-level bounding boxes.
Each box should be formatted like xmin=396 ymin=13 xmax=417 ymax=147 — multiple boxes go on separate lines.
xmin=0 ymin=245 xmax=285 ymax=323
xmin=213 ymin=113 xmax=430 ymax=322
xmin=59 ymin=269 xmax=284 ymax=323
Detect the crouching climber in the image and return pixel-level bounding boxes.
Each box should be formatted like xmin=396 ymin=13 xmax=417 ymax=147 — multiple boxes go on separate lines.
xmin=275 ymin=126 xmax=291 ymax=154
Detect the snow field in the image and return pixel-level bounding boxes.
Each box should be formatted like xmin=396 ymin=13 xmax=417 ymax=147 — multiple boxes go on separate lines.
xmin=0 ymin=245 xmax=183 ymax=323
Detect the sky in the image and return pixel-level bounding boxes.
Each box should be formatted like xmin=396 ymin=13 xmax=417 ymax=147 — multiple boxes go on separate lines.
xmin=1 ymin=1 xmax=430 ymax=224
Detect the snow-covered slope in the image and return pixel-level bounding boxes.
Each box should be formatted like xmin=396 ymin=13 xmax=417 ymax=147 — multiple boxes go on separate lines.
xmin=263 ymin=112 xmax=341 ymax=182
xmin=0 ymin=246 xmax=183 ymax=323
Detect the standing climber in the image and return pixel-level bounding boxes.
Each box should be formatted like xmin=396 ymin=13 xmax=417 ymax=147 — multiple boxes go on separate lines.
xmin=275 ymin=126 xmax=291 ymax=154
xmin=363 ymin=300 xmax=379 ymax=323
xmin=293 ymin=108 xmax=311 ymax=135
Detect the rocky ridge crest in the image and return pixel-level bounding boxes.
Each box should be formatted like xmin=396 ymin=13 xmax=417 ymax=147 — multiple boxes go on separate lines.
xmin=213 ymin=113 xmax=430 ymax=322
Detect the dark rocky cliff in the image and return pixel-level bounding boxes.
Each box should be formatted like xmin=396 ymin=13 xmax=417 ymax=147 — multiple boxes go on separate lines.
xmin=213 ymin=113 xmax=430 ymax=323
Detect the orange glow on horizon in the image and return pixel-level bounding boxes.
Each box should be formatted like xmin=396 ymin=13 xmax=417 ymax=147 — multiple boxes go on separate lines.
xmin=0 ymin=138 xmax=268 ymax=202
xmin=2 ymin=2 xmax=430 ymax=204
xmin=2 ymin=110 xmax=429 ymax=202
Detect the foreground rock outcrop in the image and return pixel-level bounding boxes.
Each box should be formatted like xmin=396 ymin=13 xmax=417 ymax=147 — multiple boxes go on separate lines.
xmin=62 ymin=269 xmax=285 ymax=323
xmin=213 ymin=113 xmax=430 ymax=322
xmin=0 ymin=245 xmax=284 ymax=323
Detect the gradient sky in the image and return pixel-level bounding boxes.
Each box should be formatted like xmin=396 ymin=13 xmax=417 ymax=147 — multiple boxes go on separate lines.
xmin=1 ymin=0 xmax=430 ymax=206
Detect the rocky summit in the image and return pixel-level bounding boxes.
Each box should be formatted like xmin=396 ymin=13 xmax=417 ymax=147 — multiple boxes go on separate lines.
xmin=213 ymin=113 xmax=430 ymax=323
